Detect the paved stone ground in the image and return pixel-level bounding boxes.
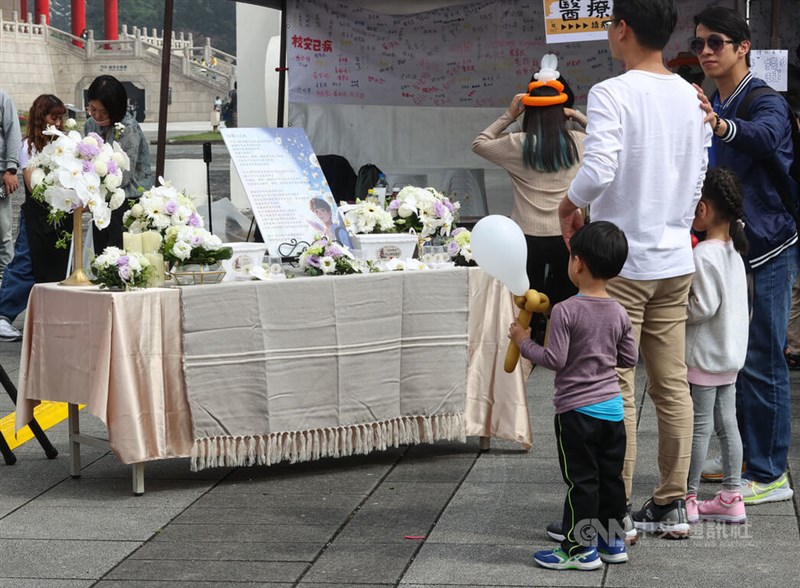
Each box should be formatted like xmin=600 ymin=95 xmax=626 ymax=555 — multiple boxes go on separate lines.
xmin=1 ymin=123 xmax=800 ymax=586
xmin=2 ymin=323 xmax=800 ymax=586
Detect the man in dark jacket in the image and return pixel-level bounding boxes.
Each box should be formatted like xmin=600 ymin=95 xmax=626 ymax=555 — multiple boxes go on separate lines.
xmin=693 ymin=6 xmax=798 ymax=505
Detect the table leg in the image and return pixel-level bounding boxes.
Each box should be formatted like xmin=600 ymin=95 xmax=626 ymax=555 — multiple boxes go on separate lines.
xmin=68 ymin=403 xmax=81 ymax=477
xmin=132 ymin=463 xmax=145 ymax=495
xmin=479 ymin=436 xmax=491 ymax=452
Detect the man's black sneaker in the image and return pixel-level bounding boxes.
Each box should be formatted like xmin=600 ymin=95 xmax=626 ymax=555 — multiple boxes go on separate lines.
xmin=632 ymin=497 xmax=690 ymax=538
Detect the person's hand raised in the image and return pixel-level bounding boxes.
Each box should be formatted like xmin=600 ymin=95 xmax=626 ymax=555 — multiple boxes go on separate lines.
xmin=507 ymin=93 xmax=526 ymax=119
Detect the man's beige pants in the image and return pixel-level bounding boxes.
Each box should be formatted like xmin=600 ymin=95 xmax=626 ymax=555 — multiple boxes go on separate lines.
xmin=607 ymin=274 xmax=694 ymax=506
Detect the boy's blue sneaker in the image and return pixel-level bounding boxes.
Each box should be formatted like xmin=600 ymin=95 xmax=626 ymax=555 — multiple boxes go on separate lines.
xmin=532 ymin=547 xmax=602 ymax=571
xmin=597 ymin=534 xmax=628 ymax=564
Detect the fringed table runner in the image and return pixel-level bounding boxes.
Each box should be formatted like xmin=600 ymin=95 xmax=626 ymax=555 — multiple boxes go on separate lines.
xmin=180 ymin=269 xmax=470 ymax=471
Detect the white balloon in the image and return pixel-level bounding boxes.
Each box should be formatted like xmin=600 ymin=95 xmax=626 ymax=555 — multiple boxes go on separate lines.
xmin=471 ymin=215 xmax=529 ymax=296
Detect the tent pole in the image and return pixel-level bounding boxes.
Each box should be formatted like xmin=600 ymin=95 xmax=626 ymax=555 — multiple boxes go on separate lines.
xmin=277 ymin=0 xmax=287 ymax=127
xmin=155 ymin=0 xmax=175 ymax=183
xmin=770 ymin=0 xmax=780 ymax=49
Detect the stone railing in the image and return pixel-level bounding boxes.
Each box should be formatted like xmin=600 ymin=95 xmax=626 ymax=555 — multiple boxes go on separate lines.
xmin=0 ymin=11 xmax=235 ymax=90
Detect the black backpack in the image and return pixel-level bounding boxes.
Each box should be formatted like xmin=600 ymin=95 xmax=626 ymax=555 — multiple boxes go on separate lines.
xmin=736 ymin=86 xmax=800 ymax=227
xmin=354 ymin=163 xmax=383 ymax=200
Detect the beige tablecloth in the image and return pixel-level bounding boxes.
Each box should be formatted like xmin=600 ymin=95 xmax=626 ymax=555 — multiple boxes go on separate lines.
xmin=15 ymin=284 xmax=194 ymax=461
xmin=16 ymin=268 xmax=531 ymax=467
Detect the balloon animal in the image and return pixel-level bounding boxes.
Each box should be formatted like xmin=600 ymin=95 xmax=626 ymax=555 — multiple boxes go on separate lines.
xmin=504 ymin=289 xmax=550 ymax=373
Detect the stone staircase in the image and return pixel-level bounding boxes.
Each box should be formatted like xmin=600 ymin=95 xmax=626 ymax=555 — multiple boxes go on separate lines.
xmin=0 ymin=10 xmax=235 ymax=122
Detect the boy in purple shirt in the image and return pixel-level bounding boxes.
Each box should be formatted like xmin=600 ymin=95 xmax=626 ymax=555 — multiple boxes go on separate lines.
xmin=509 ymin=221 xmax=637 ymax=571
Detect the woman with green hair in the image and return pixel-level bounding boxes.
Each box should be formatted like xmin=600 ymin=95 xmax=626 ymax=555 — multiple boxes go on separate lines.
xmin=472 ymin=79 xmax=586 ymax=343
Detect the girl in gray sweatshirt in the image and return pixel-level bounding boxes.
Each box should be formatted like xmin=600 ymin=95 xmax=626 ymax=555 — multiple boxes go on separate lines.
xmin=685 ymin=167 xmax=749 ymax=525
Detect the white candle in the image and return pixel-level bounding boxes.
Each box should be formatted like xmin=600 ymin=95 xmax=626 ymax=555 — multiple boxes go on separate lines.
xmin=144 ymin=253 xmax=166 ymax=287
xmin=123 ymin=232 xmax=143 ymax=253
xmin=140 ymin=230 xmax=162 ymax=254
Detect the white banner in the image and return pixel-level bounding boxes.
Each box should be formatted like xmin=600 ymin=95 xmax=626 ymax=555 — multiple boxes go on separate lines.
xmin=287 ymin=0 xmax=614 ymax=108
xmin=286 ymin=0 xmax=724 ymax=108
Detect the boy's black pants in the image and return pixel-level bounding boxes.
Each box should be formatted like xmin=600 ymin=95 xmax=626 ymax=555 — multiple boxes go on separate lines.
xmin=555 ymin=410 xmax=626 ymax=555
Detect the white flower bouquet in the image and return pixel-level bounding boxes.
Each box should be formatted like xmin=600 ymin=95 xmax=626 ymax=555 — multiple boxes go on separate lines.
xmin=29 ymin=126 xmax=130 ymax=240
xmin=446 ymin=227 xmax=476 ymax=266
xmin=299 ymin=235 xmax=362 ymax=276
xmin=342 ymin=199 xmax=396 ymax=234
xmin=387 ymin=186 xmax=460 ymax=239
xmin=123 ymin=180 xmax=203 ymax=234
xmin=163 ymin=225 xmax=233 ymax=266
xmin=90 ymin=246 xmax=152 ymax=290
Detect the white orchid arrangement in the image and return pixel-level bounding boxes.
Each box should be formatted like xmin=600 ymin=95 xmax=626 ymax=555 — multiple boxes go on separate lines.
xmin=29 ymin=126 xmax=130 ymax=245
xmin=162 ymin=225 xmax=232 ymax=265
xmin=387 ymin=186 xmax=460 ymax=239
xmin=342 ymin=199 xmax=396 ymax=234
xmin=90 ymin=246 xmax=152 ymax=290
xmin=123 ymin=180 xmax=203 ymax=235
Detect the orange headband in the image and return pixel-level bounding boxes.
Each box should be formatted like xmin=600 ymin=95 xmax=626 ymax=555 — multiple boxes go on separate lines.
xmin=521 ymin=80 xmax=568 ymax=107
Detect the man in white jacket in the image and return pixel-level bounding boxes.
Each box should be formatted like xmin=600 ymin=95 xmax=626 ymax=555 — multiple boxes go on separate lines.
xmin=557 ymin=0 xmax=711 ymax=539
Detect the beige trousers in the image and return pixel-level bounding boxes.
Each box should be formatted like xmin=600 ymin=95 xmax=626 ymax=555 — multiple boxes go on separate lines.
xmin=607 ymin=274 xmax=694 ymax=506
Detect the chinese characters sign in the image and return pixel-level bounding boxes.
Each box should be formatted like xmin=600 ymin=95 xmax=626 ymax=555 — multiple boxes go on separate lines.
xmin=221 ymin=128 xmax=348 ymax=256
xmin=750 ymin=50 xmax=788 ymax=92
xmin=543 ymin=0 xmax=613 ymax=44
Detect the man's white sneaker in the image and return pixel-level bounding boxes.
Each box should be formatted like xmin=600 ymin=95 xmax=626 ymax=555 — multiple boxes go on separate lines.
xmin=0 ymin=317 xmax=22 ymax=342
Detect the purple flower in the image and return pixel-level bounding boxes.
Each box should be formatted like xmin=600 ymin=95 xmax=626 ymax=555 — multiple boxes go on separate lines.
xmin=118 ymin=265 xmax=131 ymax=280
xmin=447 ymin=241 xmax=460 ymax=257
xmin=443 ymin=199 xmax=455 ymax=213
xmin=433 ymin=200 xmax=446 ymax=218
xmin=387 ymin=200 xmax=400 ymax=211
xmin=82 ymin=160 xmax=94 ymax=173
xmin=325 ymin=244 xmax=343 ymax=257
xmin=116 ymin=255 xmax=130 ymax=267
xmin=78 ymin=142 xmax=100 ymax=158
xmin=164 ymin=200 xmax=178 ymax=215
xmin=190 ymin=235 xmax=203 ymax=247
xmin=188 ymin=213 xmax=201 ymax=227
xmin=107 ymin=159 xmax=119 ymax=175
xmin=452 ymin=227 xmax=466 ymax=236
xmin=307 ymin=255 xmax=321 ymax=268
xmin=88 ymin=132 xmax=104 ymax=144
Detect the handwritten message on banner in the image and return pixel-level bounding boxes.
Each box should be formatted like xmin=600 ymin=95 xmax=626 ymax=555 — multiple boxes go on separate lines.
xmin=543 ymin=0 xmax=613 ymax=44
xmin=221 ymin=128 xmax=349 ymax=256
xmin=750 ymin=50 xmax=788 ymax=92
xmin=287 ymin=0 xmax=618 ymax=108
xmin=287 ymin=0 xmax=726 ymax=108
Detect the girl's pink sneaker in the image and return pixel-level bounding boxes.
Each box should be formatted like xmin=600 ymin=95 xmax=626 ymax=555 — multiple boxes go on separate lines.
xmin=698 ymin=490 xmax=747 ymax=524
xmin=686 ymin=494 xmax=699 ymax=524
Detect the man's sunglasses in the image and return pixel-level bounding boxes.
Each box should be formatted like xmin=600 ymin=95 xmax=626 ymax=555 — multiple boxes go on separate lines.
xmin=689 ymin=35 xmax=735 ymax=56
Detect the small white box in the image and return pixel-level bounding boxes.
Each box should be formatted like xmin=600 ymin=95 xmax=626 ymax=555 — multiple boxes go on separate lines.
xmin=350 ymin=233 xmax=419 ymax=260
xmin=221 ymin=242 xmax=268 ymax=281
